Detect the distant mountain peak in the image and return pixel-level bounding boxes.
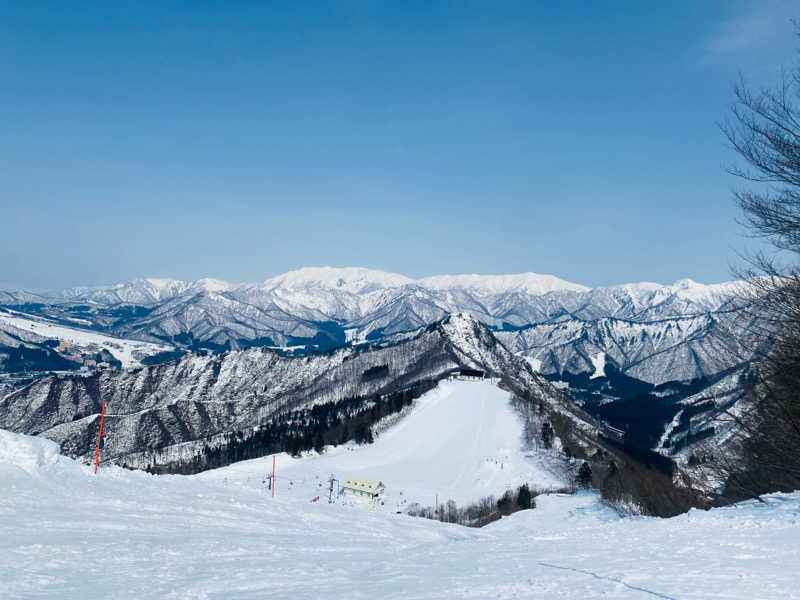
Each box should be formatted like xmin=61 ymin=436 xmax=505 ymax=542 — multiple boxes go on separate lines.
xmin=255 ymin=267 xmax=591 ymax=297
xmin=13 ymin=268 xmax=740 ymax=304
xmin=137 ymin=277 xmax=184 ymax=288
xmin=418 ymin=272 xmax=590 ymax=295
xmin=191 ymin=278 xmax=233 ymax=292
xmin=673 ymin=277 xmax=699 ymax=289
xmin=260 ymin=266 xmax=413 ymax=293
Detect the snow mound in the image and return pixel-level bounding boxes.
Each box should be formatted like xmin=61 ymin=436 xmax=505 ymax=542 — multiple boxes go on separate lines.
xmin=487 ymin=491 xmax=620 ymax=534
xmin=0 ymin=429 xmax=78 ymax=477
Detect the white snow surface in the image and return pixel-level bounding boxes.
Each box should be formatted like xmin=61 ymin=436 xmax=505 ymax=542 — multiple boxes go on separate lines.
xmin=589 ymin=351 xmax=607 ymax=379
xmin=523 ymin=354 xmax=543 ymax=372
xmin=35 ymin=267 xmax=740 ymax=303
xmin=200 ymin=380 xmax=566 ymax=509
xmin=0 ymin=311 xmax=173 ymax=368
xmin=2 ymin=427 xmax=799 ymax=599
xmin=261 ymin=266 xmax=414 ymax=293
xmin=417 ymin=272 xmax=590 ymax=295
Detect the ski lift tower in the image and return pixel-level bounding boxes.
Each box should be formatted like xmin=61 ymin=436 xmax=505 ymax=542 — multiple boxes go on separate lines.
xmin=328 ymin=474 xmax=339 ymax=503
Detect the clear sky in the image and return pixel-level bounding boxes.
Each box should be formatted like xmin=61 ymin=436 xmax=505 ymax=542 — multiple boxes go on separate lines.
xmin=1 ymin=1 xmax=798 ymax=290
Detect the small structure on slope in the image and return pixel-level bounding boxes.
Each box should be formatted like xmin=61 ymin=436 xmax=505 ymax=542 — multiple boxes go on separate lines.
xmin=342 ymin=475 xmax=384 ymax=498
xmin=451 ymin=368 xmax=485 ymax=382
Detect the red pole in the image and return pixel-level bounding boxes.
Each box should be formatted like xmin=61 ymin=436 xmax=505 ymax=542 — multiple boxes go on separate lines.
xmin=271 ymin=454 xmax=275 ymax=498
xmin=93 ymin=401 xmax=106 ymax=474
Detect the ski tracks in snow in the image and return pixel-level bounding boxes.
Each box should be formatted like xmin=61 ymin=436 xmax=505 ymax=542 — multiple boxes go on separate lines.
xmin=536 ymin=561 xmax=678 ymax=600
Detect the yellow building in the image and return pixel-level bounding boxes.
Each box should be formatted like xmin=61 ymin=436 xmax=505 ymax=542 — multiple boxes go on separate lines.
xmin=342 ymin=475 xmax=384 ymax=498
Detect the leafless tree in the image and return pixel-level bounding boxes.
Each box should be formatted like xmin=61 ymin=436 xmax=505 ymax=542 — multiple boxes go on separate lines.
xmin=716 ymin=24 xmax=800 ymax=498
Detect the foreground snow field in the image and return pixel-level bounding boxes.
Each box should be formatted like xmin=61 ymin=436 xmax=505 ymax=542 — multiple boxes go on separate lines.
xmin=2 ymin=432 xmax=800 ymax=598
xmin=198 ymin=380 xmax=567 ymax=510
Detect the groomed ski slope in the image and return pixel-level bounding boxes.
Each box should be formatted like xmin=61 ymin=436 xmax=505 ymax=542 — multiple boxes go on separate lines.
xmin=2 ymin=429 xmax=799 ymax=599
xmin=199 ymin=380 xmax=566 ymax=510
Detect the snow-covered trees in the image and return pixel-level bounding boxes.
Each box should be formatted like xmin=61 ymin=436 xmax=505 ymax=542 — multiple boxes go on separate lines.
xmin=541 ymin=422 xmax=554 ymax=449
xmin=516 ymin=483 xmax=533 ymax=509
xmin=576 ymin=462 xmax=592 ymax=489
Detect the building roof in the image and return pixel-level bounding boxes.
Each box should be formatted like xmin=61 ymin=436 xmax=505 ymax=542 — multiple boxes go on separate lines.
xmin=342 ymin=475 xmax=384 ymax=495
xmin=458 ymin=368 xmax=485 ymax=378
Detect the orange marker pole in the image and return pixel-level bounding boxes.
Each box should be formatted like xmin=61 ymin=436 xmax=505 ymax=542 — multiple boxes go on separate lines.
xmin=93 ymin=401 xmax=106 ymax=474
xmin=271 ymin=454 xmax=276 ymax=498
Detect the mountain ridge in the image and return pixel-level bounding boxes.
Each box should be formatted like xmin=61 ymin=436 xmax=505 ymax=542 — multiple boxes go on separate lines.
xmin=0 ymin=266 xmax=749 ymax=392
xmin=17 ymin=266 xmax=739 ymax=302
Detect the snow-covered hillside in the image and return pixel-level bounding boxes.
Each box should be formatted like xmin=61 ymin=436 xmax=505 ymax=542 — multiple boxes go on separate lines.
xmin=200 ymin=380 xmax=567 ymax=509
xmin=0 ymin=310 xmax=173 ymax=368
xmin=55 ymin=277 xmax=233 ymax=305
xmin=2 ymin=427 xmax=798 ymax=599
xmin=0 ymin=314 xmax=608 ymax=472
xmin=496 ymin=310 xmax=754 ymax=385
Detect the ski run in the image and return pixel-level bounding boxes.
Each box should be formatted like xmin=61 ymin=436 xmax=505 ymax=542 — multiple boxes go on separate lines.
xmin=2 ymin=381 xmax=799 ymax=599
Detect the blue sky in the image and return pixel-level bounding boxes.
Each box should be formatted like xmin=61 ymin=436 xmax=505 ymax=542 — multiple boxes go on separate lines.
xmin=1 ymin=1 xmax=798 ymax=290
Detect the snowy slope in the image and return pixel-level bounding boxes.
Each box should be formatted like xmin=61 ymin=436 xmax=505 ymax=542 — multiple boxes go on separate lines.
xmin=53 ymin=277 xmax=235 ymax=305
xmin=417 ymin=271 xmax=590 ymax=295
xmin=2 ymin=428 xmax=798 ymax=600
xmin=200 ymin=380 xmax=567 ymax=509
xmin=0 ymin=311 xmax=173 ymax=368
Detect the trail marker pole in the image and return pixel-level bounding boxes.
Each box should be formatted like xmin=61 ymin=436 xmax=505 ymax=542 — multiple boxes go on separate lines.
xmin=93 ymin=401 xmax=106 ymax=474
xmin=271 ymin=454 xmax=276 ymax=498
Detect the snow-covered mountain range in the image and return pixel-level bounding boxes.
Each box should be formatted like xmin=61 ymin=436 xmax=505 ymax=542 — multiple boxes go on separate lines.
xmin=0 ymin=267 xmax=754 ymax=476
xmin=1 ymin=267 xmax=745 ymax=382
xmin=7 ymin=267 xmax=740 ymax=323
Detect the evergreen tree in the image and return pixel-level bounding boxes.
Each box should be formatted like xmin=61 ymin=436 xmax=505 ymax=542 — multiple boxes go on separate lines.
xmin=577 ymin=461 xmax=593 ymax=488
xmin=497 ymin=491 xmax=514 ymax=515
xmin=313 ymin=432 xmax=325 ymax=454
xmin=541 ymin=422 xmax=554 ymax=449
xmin=516 ymin=483 xmax=532 ymax=509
